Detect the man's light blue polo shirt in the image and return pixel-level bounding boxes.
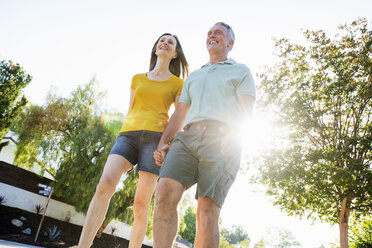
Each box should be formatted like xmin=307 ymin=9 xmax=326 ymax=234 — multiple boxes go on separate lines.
xmin=179 ymin=58 xmax=256 ymax=127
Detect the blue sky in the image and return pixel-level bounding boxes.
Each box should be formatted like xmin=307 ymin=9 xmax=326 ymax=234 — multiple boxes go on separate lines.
xmin=1 ymin=0 xmax=371 ymax=246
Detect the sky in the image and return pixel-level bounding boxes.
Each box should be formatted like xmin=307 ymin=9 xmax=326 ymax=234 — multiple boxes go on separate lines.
xmin=1 ymin=0 xmax=371 ymax=247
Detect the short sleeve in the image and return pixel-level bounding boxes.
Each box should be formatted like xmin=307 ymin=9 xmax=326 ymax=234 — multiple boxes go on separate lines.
xmin=130 ymin=75 xmax=137 ymax=90
xmin=176 ymin=79 xmax=184 ymax=96
xmin=235 ymin=67 xmax=256 ymax=99
xmin=179 ymin=77 xmax=191 ymax=105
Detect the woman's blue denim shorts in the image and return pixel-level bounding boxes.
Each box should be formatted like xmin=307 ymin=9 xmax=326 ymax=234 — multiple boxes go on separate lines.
xmin=110 ymin=130 xmax=163 ymax=175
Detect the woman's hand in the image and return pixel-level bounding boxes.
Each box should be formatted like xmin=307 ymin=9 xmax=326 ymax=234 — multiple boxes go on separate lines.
xmin=153 ymin=143 xmax=171 ymax=166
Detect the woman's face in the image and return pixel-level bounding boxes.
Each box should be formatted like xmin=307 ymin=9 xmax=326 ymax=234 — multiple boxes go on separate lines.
xmin=155 ymin=35 xmax=178 ymax=59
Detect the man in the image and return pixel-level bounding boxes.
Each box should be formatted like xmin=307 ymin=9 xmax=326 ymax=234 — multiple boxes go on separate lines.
xmin=153 ymin=22 xmax=256 ymax=248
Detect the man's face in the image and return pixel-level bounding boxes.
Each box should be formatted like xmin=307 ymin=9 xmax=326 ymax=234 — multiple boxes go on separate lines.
xmin=206 ymin=24 xmax=233 ymax=54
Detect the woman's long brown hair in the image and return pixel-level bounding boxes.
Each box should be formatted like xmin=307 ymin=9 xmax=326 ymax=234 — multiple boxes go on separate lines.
xmin=149 ymin=33 xmax=189 ymax=79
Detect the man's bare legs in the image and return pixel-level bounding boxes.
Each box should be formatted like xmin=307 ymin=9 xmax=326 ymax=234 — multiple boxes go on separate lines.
xmin=78 ymin=154 xmax=132 ymax=248
xmin=128 ymin=171 xmax=158 ymax=248
xmin=153 ymin=177 xmax=185 ymax=248
xmin=194 ymin=196 xmax=221 ymax=248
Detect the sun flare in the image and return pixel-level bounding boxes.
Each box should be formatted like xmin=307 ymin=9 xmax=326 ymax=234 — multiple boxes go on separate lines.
xmin=238 ymin=111 xmax=274 ymax=156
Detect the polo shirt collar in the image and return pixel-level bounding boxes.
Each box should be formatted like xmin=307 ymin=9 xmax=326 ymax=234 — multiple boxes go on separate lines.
xmin=202 ymin=58 xmax=236 ymax=68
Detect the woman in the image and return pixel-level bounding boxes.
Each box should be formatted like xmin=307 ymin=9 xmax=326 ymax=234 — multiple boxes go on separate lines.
xmin=78 ymin=33 xmax=189 ymax=248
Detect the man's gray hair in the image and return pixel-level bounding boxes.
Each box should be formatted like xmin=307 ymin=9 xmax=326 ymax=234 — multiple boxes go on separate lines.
xmin=214 ymin=22 xmax=235 ymax=41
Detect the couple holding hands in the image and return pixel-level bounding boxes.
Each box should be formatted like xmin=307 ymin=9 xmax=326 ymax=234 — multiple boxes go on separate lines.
xmin=78 ymin=22 xmax=256 ymax=248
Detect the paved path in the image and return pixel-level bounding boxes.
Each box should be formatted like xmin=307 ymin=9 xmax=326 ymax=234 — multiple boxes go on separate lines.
xmin=0 ymin=240 xmax=44 ymax=248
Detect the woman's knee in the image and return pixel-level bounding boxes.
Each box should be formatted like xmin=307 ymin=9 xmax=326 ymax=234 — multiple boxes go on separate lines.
xmin=95 ymin=178 xmax=117 ymax=196
xmin=133 ymin=197 xmax=150 ymax=218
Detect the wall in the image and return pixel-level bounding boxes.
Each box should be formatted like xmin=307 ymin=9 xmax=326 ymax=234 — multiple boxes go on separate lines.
xmin=0 ymin=136 xmax=17 ymax=164
xmin=0 ymin=182 xmax=138 ymax=242
xmin=0 ymin=161 xmax=152 ymax=246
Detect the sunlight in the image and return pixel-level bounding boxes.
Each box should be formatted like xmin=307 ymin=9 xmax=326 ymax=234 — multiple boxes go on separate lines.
xmin=237 ymin=110 xmax=275 ymax=156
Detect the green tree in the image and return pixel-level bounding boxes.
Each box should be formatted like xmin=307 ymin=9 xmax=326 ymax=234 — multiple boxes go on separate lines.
xmin=254 ymin=238 xmax=266 ymax=248
xmin=0 ymin=60 xmax=31 ymax=140
xmin=179 ymin=190 xmax=195 ymax=216
xmin=255 ymin=18 xmax=371 ymax=248
xmin=349 ymin=215 xmax=372 ymax=248
xmin=264 ymin=227 xmax=301 ymax=248
xmin=219 ymin=236 xmax=234 ymax=248
xmin=221 ymin=225 xmax=250 ymax=245
xmin=12 ymin=79 xmax=146 ymax=236
xmin=179 ymin=206 xmax=196 ymax=244
xmin=239 ymin=239 xmax=250 ymax=248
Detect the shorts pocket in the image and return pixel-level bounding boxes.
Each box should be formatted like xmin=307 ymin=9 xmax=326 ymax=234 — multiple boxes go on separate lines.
xmin=221 ymin=168 xmax=235 ymax=191
xmin=214 ymin=168 xmax=235 ymax=207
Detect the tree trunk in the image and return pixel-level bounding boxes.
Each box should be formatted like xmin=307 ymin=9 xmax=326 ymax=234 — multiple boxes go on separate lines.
xmin=95 ymin=204 xmax=131 ymax=238
xmin=96 ymin=219 xmax=110 ymax=238
xmin=339 ymin=197 xmax=351 ymax=248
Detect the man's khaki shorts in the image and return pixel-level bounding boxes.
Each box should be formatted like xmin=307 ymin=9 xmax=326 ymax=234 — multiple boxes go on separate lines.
xmin=159 ymin=121 xmax=241 ymax=208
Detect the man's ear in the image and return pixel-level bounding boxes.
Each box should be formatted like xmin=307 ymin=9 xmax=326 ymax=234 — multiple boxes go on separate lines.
xmin=227 ymin=39 xmax=234 ymax=50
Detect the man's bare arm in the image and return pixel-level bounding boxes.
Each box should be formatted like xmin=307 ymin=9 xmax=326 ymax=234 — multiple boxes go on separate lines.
xmin=154 ymin=102 xmax=190 ymax=165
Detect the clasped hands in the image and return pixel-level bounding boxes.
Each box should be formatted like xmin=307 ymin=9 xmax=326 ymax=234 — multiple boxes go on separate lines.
xmin=153 ymin=134 xmax=240 ymax=166
xmin=153 ymin=143 xmax=171 ymax=166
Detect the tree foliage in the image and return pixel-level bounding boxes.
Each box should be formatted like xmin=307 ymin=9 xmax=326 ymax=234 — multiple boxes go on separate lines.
xmin=0 ymin=60 xmax=31 ymax=140
xmin=254 ymin=238 xmax=266 ymax=248
xmin=255 ymin=18 xmax=371 ymax=248
xmin=238 ymin=239 xmax=250 ymax=248
xmin=264 ymin=227 xmax=301 ymax=248
xmin=219 ymin=236 xmax=234 ymax=248
xmin=179 ymin=206 xmax=196 ymax=244
xmin=220 ymin=225 xmax=250 ymax=246
xmin=12 ymin=79 xmax=147 ymax=235
xmin=349 ymin=215 xmax=372 ymax=248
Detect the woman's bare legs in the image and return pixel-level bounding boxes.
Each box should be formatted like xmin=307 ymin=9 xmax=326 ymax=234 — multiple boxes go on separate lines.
xmin=128 ymin=171 xmax=158 ymax=248
xmin=78 ymin=154 xmax=132 ymax=248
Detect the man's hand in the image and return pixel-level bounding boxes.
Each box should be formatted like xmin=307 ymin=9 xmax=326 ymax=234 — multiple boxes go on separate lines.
xmin=220 ymin=134 xmax=241 ymax=156
xmin=153 ymin=143 xmax=171 ymax=166
xmin=153 ymin=103 xmax=190 ymax=166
